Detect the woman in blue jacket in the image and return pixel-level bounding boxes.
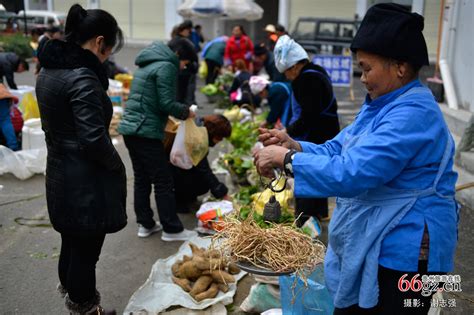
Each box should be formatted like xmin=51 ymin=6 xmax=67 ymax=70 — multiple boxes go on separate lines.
xmin=254 ymin=4 xmax=458 ymax=314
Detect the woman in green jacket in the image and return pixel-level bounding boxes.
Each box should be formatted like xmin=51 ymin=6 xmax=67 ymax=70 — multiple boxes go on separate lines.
xmin=119 ymin=39 xmax=197 ymax=241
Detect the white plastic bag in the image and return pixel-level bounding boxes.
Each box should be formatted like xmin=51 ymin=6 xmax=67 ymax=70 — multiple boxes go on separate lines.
xmin=170 ymin=121 xmax=193 ymax=169
xmin=0 ymin=146 xmax=46 ymax=180
xmin=123 ymin=236 xmax=247 ymax=314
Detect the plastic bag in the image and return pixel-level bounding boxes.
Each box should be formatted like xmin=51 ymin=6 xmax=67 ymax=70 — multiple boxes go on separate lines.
xmin=240 ymin=283 xmax=281 ymax=313
xmin=21 ymin=92 xmax=40 ymax=121
xmin=123 ymin=236 xmax=247 ymax=314
xmin=279 ymin=264 xmax=334 ymax=314
xmin=198 ymin=60 xmax=208 ymax=79
xmin=184 ymin=118 xmax=209 ymax=166
xmin=0 ymin=145 xmax=46 ymax=180
xmin=170 ymin=121 xmax=193 ymax=169
xmin=196 ymin=200 xmax=234 ymax=232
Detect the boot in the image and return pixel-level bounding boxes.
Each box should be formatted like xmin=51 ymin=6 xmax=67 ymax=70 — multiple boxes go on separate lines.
xmin=65 ymin=291 xmax=117 ymax=315
xmin=57 ymin=283 xmax=67 ymax=298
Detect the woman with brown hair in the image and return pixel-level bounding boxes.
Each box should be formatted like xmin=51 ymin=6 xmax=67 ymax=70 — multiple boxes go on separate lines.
xmin=172 ymin=114 xmax=232 ymax=212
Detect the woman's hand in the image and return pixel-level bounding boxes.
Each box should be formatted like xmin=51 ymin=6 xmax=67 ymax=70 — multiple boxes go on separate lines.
xmin=253 ymin=145 xmax=288 ymax=178
xmin=258 ymin=128 xmax=302 ymax=151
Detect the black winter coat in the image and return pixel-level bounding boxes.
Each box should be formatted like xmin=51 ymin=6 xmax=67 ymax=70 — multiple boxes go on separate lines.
xmin=287 ymin=62 xmax=340 ymax=144
xmin=36 ymin=40 xmax=127 ymax=236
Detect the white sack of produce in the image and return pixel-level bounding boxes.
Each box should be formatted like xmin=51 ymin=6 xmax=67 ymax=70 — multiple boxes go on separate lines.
xmin=123 ymin=236 xmax=246 ymax=314
xmin=0 ymin=145 xmax=46 ymax=180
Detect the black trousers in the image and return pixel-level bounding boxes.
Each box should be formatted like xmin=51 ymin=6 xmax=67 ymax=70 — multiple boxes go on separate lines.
xmin=58 ymin=233 xmax=105 ymax=303
xmin=205 ymin=59 xmax=220 ymax=84
xmin=123 ymin=135 xmax=184 ymax=233
xmin=172 ymin=166 xmax=210 ymax=203
xmin=185 ymin=73 xmax=197 ymax=105
xmin=334 ymin=261 xmax=440 ymax=315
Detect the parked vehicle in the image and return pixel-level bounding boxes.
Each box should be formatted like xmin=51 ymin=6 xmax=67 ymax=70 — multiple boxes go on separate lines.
xmin=15 ymin=10 xmax=66 ymax=32
xmin=292 ymin=17 xmax=360 ymax=55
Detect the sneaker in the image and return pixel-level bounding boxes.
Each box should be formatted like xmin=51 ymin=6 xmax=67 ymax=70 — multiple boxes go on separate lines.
xmin=137 ymin=221 xmax=163 ymax=238
xmin=161 ymin=229 xmax=197 ymax=242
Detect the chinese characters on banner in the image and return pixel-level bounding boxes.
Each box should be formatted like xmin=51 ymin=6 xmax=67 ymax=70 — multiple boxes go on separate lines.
xmin=312 ymin=55 xmax=352 ymax=87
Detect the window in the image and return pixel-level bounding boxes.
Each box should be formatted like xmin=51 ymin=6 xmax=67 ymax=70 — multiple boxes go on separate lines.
xmin=338 ymin=23 xmax=356 ymax=39
xmin=33 ymin=16 xmax=45 ymax=24
xmin=317 ymin=22 xmax=337 ymax=38
xmin=294 ymin=21 xmax=317 ymax=40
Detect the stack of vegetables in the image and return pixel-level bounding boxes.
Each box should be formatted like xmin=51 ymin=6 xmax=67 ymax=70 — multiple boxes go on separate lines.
xmin=171 ymin=243 xmax=241 ymax=302
xmin=200 ymin=71 xmax=234 ymax=108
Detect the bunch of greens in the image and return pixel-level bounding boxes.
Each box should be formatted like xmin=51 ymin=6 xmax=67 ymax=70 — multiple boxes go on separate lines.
xmin=200 ymin=84 xmax=219 ymax=96
xmin=215 ymin=71 xmax=234 ymax=89
xmin=239 ymin=206 xmax=295 ymax=228
xmin=222 ymin=148 xmax=254 ymax=179
xmin=229 ymin=121 xmax=259 ymax=152
xmin=233 ymin=185 xmax=259 ymax=206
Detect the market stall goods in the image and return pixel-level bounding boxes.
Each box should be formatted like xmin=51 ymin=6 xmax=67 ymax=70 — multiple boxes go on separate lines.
xmin=212 ymin=214 xmax=325 ymax=280
xmin=171 ymin=243 xmax=241 ymax=302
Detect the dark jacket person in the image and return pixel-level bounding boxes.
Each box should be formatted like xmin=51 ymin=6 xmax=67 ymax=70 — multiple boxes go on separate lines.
xmin=274 ymin=35 xmax=340 ymax=221
xmin=118 ymin=39 xmax=197 ymax=242
xmin=35 ymin=4 xmax=126 ymax=314
xmin=0 ymin=52 xmax=28 ymax=89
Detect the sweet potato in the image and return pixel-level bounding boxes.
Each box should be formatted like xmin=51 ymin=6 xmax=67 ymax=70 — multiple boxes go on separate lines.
xmin=178 ymin=261 xmax=202 ymax=281
xmin=218 ymin=283 xmax=229 ymax=293
xmin=171 ymin=261 xmax=182 ymax=277
xmin=206 ymin=249 xmax=221 ymax=259
xmin=227 ymin=262 xmax=241 ymax=275
xmin=210 ymin=270 xmax=235 ymax=284
xmin=172 ymin=276 xmax=192 ymax=292
xmin=209 ymin=258 xmax=226 ymax=270
xmin=194 ymin=283 xmax=219 ymax=302
xmin=193 ymin=255 xmax=211 ymax=270
xmin=201 ymin=270 xmax=211 ymax=275
xmin=189 ymin=275 xmax=213 ymax=297
xmin=189 ymin=243 xmax=205 ymax=257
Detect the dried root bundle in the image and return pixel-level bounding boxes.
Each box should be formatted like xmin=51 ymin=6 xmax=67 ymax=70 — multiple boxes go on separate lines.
xmin=212 ymin=215 xmax=325 ymax=280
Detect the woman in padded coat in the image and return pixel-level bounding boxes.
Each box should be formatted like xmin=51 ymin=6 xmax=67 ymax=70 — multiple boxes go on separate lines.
xmin=35 ymin=4 xmax=126 ymax=314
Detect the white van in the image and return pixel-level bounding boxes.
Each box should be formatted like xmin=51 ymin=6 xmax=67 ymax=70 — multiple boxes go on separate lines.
xmin=16 ymin=10 xmax=66 ymax=31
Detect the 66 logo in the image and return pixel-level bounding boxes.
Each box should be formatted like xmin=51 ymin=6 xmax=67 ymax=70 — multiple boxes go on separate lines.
xmin=398 ymin=274 xmax=462 ymax=297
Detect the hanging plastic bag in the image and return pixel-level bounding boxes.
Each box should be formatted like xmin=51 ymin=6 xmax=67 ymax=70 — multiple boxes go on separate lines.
xmin=279 ymin=264 xmax=334 ymax=314
xmin=170 ymin=121 xmax=193 ymax=170
xmin=198 ymin=60 xmax=208 ymax=79
xmin=22 ymin=92 xmax=40 ymax=121
xmin=184 ymin=118 xmax=209 ymax=166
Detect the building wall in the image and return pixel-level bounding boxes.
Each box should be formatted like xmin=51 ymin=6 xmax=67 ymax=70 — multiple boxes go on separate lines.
xmin=131 ymin=0 xmax=166 ymax=40
xmin=422 ymin=0 xmax=441 ymax=60
xmin=100 ymin=0 xmax=132 ymax=38
xmin=450 ymin=0 xmax=474 ymax=111
xmin=52 ymin=0 xmax=87 ymax=13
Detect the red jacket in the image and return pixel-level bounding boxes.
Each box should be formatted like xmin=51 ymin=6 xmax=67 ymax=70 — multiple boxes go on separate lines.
xmin=224 ymin=35 xmax=254 ymax=68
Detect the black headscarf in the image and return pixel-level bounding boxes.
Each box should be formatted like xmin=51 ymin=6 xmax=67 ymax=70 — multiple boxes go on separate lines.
xmin=351 ymin=3 xmax=429 ymax=67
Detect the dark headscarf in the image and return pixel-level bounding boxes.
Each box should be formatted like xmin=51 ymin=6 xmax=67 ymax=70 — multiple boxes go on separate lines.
xmin=350 ymin=3 xmax=429 ymax=67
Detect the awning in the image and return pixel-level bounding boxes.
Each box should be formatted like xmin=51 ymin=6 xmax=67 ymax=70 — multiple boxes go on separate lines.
xmin=178 ymin=0 xmax=263 ymax=21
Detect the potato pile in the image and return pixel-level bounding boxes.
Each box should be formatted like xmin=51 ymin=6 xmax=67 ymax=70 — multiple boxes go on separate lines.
xmin=172 ymin=243 xmax=241 ymax=302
